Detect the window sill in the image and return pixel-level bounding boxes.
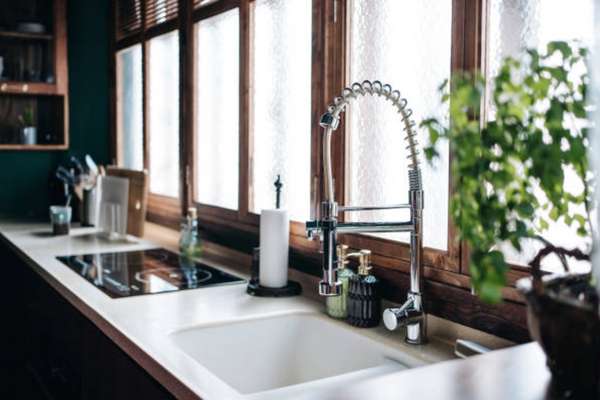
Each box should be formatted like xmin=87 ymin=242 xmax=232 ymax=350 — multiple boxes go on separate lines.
xmin=147 ymin=193 xmax=181 ymax=230
xmin=142 ymin=219 xmax=529 ymax=343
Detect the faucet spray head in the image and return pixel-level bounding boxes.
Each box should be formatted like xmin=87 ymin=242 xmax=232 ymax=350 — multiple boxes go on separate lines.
xmin=319 ymin=112 xmax=340 ymax=130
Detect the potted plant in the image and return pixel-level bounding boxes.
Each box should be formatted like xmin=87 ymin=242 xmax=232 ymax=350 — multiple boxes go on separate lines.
xmin=18 ymin=106 xmax=36 ymax=145
xmin=422 ymin=41 xmax=599 ymax=396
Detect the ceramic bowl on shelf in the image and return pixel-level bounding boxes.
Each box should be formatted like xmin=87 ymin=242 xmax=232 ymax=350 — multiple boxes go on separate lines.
xmin=17 ymin=22 xmax=45 ymax=33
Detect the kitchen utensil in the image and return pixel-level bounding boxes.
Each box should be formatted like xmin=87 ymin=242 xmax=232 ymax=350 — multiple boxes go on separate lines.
xmin=85 ymin=154 xmax=99 ymax=176
xmin=55 ymin=166 xmax=75 ymax=186
xmin=70 ymin=156 xmax=85 ymax=176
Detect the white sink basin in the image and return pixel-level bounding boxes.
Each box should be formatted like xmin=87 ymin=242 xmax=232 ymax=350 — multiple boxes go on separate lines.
xmin=170 ymin=313 xmax=417 ymax=395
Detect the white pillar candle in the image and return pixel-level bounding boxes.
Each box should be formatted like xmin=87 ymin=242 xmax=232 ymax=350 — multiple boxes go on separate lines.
xmin=259 ymin=209 xmax=290 ymax=288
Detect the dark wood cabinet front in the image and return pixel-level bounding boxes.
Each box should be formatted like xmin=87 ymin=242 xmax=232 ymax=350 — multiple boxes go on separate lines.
xmin=0 ymin=243 xmax=176 ymax=400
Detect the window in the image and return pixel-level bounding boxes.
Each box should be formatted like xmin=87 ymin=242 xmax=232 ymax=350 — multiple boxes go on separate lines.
xmin=113 ymin=0 xmax=182 ymax=225
xmin=111 ymin=0 xmax=591 ymax=310
xmin=116 ymin=44 xmax=143 ymax=171
xmin=148 ymin=30 xmax=180 ymax=198
xmin=113 ymin=0 xmax=459 ymax=274
xmin=346 ymin=0 xmax=452 ymax=251
xmin=485 ymin=0 xmax=594 ymax=119
xmin=194 ymin=9 xmax=240 ymax=210
xmin=188 ymin=0 xmax=313 ymax=225
xmin=250 ymin=0 xmax=312 ymax=220
xmin=485 ymin=0 xmax=594 ymax=271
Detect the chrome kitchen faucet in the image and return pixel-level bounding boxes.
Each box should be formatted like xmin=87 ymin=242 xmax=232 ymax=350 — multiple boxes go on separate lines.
xmin=306 ymin=80 xmax=426 ymax=344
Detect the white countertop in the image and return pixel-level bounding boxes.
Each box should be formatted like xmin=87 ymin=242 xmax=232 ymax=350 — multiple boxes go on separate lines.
xmin=0 ymin=221 xmax=515 ymax=399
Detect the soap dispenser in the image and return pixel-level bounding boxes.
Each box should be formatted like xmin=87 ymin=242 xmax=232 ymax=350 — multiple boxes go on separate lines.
xmin=347 ymin=249 xmax=381 ymax=328
xmin=326 ymin=245 xmax=355 ymax=319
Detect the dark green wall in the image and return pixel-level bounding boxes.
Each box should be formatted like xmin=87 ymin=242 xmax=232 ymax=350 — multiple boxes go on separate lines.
xmin=0 ymin=0 xmax=110 ymax=218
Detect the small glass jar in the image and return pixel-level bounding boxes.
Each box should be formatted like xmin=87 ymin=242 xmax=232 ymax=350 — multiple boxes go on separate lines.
xmin=50 ymin=205 xmax=72 ymax=236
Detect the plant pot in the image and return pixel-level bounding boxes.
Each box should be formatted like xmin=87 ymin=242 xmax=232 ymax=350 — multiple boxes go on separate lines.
xmin=22 ymin=126 xmax=37 ymax=145
xmin=517 ymin=274 xmax=600 ymax=397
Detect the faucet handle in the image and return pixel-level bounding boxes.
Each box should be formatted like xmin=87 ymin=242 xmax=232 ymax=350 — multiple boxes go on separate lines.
xmin=383 ymin=293 xmax=424 ymax=333
xmin=383 ymin=306 xmax=423 ymax=331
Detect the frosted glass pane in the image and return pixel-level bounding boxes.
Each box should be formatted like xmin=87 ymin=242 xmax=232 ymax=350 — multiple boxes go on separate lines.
xmin=148 ymin=30 xmax=180 ymax=198
xmin=251 ymin=0 xmax=311 ymax=220
xmin=195 ymin=9 xmax=239 ymax=210
xmin=347 ymin=0 xmax=451 ymax=250
xmin=116 ymin=45 xmax=143 ymax=171
xmin=486 ymin=0 xmax=594 ymax=119
xmin=487 ymin=0 xmax=594 ymax=270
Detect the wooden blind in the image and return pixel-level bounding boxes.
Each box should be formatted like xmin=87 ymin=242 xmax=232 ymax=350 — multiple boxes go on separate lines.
xmin=116 ymin=0 xmax=142 ymax=40
xmin=193 ymin=0 xmax=220 ymax=10
xmin=116 ymin=0 xmax=180 ymax=42
xmin=145 ymin=0 xmax=179 ymax=29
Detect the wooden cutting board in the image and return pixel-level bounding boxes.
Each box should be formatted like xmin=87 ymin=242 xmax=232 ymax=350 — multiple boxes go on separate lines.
xmin=106 ymin=167 xmax=149 ymax=237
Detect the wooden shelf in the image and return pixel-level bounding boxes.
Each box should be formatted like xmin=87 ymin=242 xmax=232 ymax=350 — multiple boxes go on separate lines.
xmin=0 ymin=144 xmax=68 ymax=151
xmin=0 ymin=0 xmax=69 ymax=150
xmin=0 ymin=31 xmax=53 ymax=41
xmin=0 ymin=81 xmax=58 ymax=95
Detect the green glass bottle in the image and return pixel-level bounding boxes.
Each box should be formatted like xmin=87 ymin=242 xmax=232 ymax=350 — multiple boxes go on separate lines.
xmin=179 ymin=207 xmax=202 ymax=259
xmin=326 ymin=245 xmax=355 ymax=318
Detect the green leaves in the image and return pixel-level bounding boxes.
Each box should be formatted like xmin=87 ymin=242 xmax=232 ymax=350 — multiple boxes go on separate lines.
xmin=547 ymin=41 xmax=572 ymax=59
xmin=420 ymin=41 xmax=593 ymax=304
xmin=470 ymin=250 xmax=507 ymax=304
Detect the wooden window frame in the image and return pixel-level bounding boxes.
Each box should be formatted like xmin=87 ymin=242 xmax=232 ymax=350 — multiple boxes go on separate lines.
xmin=111 ymin=0 xmax=531 ymax=342
xmin=111 ymin=0 xmax=183 ymax=229
xmin=318 ymin=0 xmax=528 ymax=302
xmin=182 ymin=0 xmax=481 ymax=280
xmin=113 ymin=0 xmax=527 ymax=294
xmin=183 ymin=0 xmax=322 ymax=254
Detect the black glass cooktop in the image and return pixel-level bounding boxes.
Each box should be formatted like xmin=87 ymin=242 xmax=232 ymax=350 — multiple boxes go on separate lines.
xmin=57 ymin=248 xmax=245 ymax=298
